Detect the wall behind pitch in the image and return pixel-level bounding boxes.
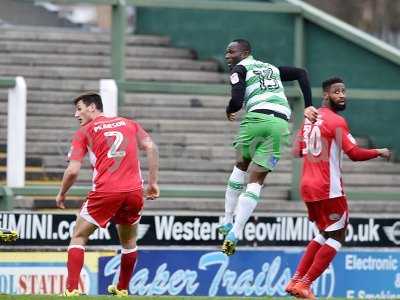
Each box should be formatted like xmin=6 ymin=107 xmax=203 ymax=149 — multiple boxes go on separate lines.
xmin=305 ymin=22 xmax=400 ymax=158
xmin=135 ymin=8 xmax=400 ymax=158
xmin=136 ymin=8 xmax=295 ymax=68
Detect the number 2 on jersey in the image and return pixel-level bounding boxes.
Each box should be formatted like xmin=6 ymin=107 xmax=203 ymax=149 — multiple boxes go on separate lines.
xmin=302 ymin=124 xmax=322 ymax=156
xmin=104 ymin=131 xmax=126 ymax=158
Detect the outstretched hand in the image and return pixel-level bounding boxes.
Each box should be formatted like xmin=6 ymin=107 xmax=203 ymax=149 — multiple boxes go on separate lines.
xmin=56 ymin=193 xmax=66 ymax=209
xmin=226 ymin=112 xmax=236 ymax=121
xmin=145 ymin=183 xmax=160 ymax=200
xmin=304 ymin=106 xmax=318 ymax=123
xmin=377 ymin=148 xmax=391 ymax=160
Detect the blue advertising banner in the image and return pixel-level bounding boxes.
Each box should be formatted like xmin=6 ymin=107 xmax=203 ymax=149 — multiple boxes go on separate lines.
xmin=0 ymin=251 xmax=113 ymax=295
xmin=98 ymin=250 xmax=400 ymax=298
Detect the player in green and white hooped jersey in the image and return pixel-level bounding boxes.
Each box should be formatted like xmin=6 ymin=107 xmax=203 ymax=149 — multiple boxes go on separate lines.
xmin=219 ymin=39 xmax=318 ymax=256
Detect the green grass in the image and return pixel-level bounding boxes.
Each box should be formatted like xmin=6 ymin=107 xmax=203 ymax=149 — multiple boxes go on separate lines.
xmin=0 ymin=296 xmax=355 ymax=300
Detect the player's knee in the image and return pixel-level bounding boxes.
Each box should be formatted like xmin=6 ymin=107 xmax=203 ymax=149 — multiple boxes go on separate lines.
xmin=235 ymin=161 xmax=249 ymax=171
xmin=120 ymin=238 xmax=136 ymax=249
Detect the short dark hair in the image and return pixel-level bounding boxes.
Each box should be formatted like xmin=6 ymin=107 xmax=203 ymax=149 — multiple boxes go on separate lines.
xmin=232 ymin=39 xmax=252 ymax=53
xmin=73 ymin=92 xmax=103 ymax=112
xmin=322 ymin=77 xmax=344 ymax=91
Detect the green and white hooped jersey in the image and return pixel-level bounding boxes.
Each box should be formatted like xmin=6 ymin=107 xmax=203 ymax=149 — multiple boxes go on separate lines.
xmin=238 ymin=56 xmax=291 ymax=119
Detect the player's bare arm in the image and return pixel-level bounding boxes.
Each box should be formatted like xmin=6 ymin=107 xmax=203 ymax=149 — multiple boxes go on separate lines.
xmin=139 ymin=137 xmax=160 ymax=200
xmin=56 ymin=160 xmax=82 ymax=209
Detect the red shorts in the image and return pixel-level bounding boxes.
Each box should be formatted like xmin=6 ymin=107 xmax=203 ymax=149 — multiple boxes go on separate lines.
xmin=80 ymin=190 xmax=144 ymax=228
xmin=305 ymin=197 xmax=349 ymax=232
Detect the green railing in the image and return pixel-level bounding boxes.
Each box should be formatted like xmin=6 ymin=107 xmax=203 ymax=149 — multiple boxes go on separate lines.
xmin=0 ymin=78 xmax=16 ymax=88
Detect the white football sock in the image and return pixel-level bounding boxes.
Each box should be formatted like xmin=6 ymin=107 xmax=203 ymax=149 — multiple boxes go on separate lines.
xmin=232 ymin=182 xmax=262 ymax=237
xmin=223 ymin=166 xmax=246 ymax=224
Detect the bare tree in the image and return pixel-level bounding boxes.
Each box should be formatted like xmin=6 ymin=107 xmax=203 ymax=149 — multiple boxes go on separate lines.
xmin=304 ymin=0 xmax=400 ymax=48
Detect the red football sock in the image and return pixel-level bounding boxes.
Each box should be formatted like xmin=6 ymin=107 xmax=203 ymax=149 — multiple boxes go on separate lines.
xmin=66 ymin=246 xmax=85 ymax=292
xmin=117 ymin=248 xmax=138 ymax=290
xmin=292 ymin=237 xmax=324 ymax=281
xmin=301 ymin=238 xmax=340 ymax=286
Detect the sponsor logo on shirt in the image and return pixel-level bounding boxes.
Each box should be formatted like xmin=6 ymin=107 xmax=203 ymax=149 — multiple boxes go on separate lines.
xmin=230 ymin=73 xmax=239 ymax=85
xmin=329 ymin=213 xmax=341 ymax=221
xmin=93 ymin=120 xmax=126 ymax=133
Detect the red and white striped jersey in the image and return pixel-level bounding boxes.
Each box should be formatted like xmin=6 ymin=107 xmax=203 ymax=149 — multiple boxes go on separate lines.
xmin=298 ymin=107 xmax=357 ymax=201
xmin=68 ymin=115 xmax=149 ymax=192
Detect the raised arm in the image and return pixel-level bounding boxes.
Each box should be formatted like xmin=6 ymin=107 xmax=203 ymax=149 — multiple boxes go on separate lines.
xmin=278 ymin=66 xmax=318 ymax=122
xmin=336 ymin=119 xmax=391 ymax=161
xmin=137 ymin=126 xmax=160 ymax=200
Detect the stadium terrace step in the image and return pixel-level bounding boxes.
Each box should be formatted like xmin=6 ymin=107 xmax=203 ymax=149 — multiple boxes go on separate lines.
xmin=0 ymin=41 xmax=194 ymax=58
xmin=0 ymin=26 xmax=399 ymax=209
xmin=5 ymin=116 xmax=239 ymax=133
xmin=0 ymin=53 xmax=218 ymax=71
xmin=0 ymin=156 xmax=42 ymax=167
xmin=121 ymin=106 xmax=227 ymax=120
xmin=0 ymin=65 xmax=226 ymax=83
xmin=0 ymin=29 xmax=171 ymax=46
xmin=125 ymin=93 xmax=228 ymax=108
xmin=0 ymin=90 xmax=78 ymax=104
xmin=0 ymin=91 xmax=228 ymax=107
xmin=25 ymin=78 xmax=99 ymax=92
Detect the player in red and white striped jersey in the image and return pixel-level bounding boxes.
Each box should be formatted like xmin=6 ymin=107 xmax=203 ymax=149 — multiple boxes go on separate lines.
xmin=56 ymin=92 xmax=159 ymax=297
xmin=287 ymin=77 xmax=391 ymax=299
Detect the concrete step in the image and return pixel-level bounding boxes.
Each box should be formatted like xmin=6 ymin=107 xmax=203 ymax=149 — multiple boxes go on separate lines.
xmin=0 ymin=115 xmax=239 ymax=133
xmin=0 ymin=102 xmax=228 ymax=120
xmin=0 ymin=90 xmax=80 ymax=104
xmin=124 ymin=93 xmax=228 ymax=108
xmin=0 ymin=65 xmax=226 ymax=83
xmin=18 ymin=142 xmax=239 ymax=159
xmin=0 ymin=41 xmax=194 ymax=58
xmin=0 ymin=156 xmax=42 ymax=167
xmin=341 ymin=173 xmax=400 ymax=187
xmin=0 ymin=91 xmax=228 ymax=107
xmin=0 ymin=29 xmax=171 ymax=46
xmin=120 ymin=106 xmax=227 ymax=120
xmin=0 ymin=53 xmax=218 ymax=71
xmin=25 ymin=78 xmax=99 ymax=92
xmin=35 ymin=153 xmax=400 ymax=174
xmin=20 ymin=165 xmax=398 ymax=187
xmin=0 ymin=127 xmax=235 ymax=145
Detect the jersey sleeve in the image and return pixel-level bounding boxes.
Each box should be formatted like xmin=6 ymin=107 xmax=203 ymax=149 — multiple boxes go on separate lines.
xmin=131 ymin=120 xmax=151 ymax=149
xmin=68 ymin=129 xmax=88 ymax=162
xmin=278 ymin=66 xmax=312 ymax=108
xmin=226 ymin=64 xmax=247 ymax=114
xmin=335 ymin=117 xmax=357 ymax=153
